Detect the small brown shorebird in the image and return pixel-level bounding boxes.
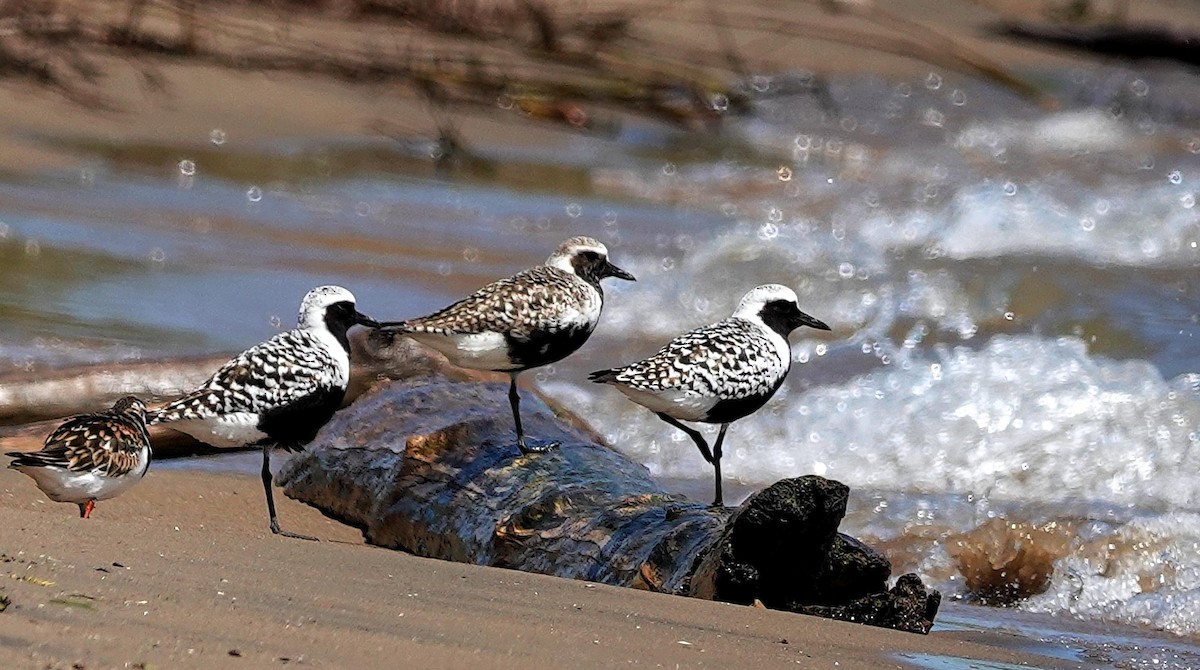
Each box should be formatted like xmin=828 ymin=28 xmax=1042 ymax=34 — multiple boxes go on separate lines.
xmin=7 ymin=396 xmax=152 ymax=518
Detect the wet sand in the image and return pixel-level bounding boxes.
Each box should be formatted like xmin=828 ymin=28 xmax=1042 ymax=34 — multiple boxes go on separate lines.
xmin=1 ymin=465 xmax=1080 ymax=670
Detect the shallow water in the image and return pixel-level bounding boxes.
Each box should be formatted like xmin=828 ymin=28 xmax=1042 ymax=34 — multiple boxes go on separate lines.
xmin=3 ymin=65 xmax=1199 ymax=642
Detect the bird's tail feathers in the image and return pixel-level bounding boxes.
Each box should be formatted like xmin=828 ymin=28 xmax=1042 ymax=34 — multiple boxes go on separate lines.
xmin=376 ymin=320 xmax=417 ymax=333
xmin=146 ymin=396 xmax=206 ymax=425
xmin=7 ymin=451 xmax=53 ymax=468
xmin=587 ymin=368 xmax=620 ymax=384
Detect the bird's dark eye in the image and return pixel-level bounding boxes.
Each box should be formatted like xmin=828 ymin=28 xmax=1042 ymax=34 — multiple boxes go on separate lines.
xmin=580 ymin=251 xmax=601 ymax=262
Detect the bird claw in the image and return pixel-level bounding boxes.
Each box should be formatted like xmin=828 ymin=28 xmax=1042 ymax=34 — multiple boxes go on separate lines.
xmin=517 ymin=438 xmax=560 ymax=455
xmin=270 ymin=521 xmax=320 ymax=542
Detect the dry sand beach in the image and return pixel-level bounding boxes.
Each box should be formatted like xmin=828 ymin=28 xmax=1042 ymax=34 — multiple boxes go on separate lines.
xmin=2 ymin=465 xmax=1082 ymax=670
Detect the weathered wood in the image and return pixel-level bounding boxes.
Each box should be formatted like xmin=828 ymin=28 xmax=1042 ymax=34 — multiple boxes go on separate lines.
xmin=280 ymin=343 xmax=941 ymax=633
xmin=0 ymin=418 xmax=231 ymax=459
xmin=0 ymin=356 xmax=230 ymax=426
xmin=0 ymin=333 xmax=487 ymax=456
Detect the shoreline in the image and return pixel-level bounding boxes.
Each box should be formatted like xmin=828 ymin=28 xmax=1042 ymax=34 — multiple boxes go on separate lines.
xmin=1 ymin=465 xmax=1089 ymax=670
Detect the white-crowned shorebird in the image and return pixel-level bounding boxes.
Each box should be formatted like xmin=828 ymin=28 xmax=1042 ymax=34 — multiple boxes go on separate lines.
xmin=589 ymin=284 xmax=831 ymax=507
xmin=150 ymin=285 xmax=378 ymax=540
xmin=6 ymin=396 xmax=152 ymax=518
xmin=378 ymin=236 xmax=635 ymax=454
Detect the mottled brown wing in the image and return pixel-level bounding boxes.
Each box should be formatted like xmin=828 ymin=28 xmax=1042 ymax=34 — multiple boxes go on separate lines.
xmin=42 ymin=415 xmax=147 ymax=477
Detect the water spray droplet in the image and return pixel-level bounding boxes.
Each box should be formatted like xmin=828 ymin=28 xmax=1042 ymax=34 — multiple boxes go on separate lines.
xmin=178 ymin=159 xmax=196 ymax=176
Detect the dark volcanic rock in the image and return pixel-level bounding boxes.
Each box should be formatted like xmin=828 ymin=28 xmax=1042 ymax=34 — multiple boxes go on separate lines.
xmin=817 ymin=533 xmax=893 ymax=605
xmin=791 ymin=573 xmax=942 ymax=635
xmin=689 ymin=476 xmax=850 ymax=606
xmin=689 ymin=476 xmax=938 ymax=633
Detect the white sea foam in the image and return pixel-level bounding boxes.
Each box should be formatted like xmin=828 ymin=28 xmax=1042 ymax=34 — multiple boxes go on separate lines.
xmin=568 ymin=334 xmax=1200 ymax=510
xmin=1022 ymin=512 xmax=1200 ymax=635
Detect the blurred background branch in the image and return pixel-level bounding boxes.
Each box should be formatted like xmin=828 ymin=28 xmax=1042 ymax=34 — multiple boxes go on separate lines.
xmin=0 ymin=0 xmax=1080 ymax=133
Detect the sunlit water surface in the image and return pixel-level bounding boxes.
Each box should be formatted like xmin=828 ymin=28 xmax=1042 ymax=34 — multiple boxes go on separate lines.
xmin=3 ymin=66 xmax=1199 ymax=645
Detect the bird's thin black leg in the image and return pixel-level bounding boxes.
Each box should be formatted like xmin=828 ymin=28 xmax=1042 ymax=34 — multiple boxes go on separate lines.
xmin=654 ymin=412 xmax=714 ymax=464
xmin=262 ymin=443 xmax=318 ymax=541
xmin=709 ymin=423 xmax=730 ymax=508
xmin=510 ymin=374 xmax=558 ymax=455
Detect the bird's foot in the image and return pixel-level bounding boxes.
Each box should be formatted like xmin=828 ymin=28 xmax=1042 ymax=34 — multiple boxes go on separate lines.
xmin=517 ymin=438 xmax=560 ymax=455
xmin=270 ymin=520 xmax=319 ymax=542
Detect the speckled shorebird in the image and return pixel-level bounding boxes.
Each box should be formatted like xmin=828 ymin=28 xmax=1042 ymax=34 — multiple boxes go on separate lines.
xmin=150 ymin=285 xmax=379 ymax=540
xmin=379 ymin=236 xmax=635 ymax=454
xmin=6 ymin=396 xmax=152 ymax=518
xmin=589 ymin=284 xmax=831 ymax=507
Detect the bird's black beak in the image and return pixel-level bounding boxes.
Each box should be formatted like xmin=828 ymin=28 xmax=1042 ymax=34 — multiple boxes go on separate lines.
xmin=794 ymin=308 xmax=831 ymax=332
xmin=355 ymin=311 xmax=381 ymax=329
xmin=602 ymin=261 xmax=636 ymax=282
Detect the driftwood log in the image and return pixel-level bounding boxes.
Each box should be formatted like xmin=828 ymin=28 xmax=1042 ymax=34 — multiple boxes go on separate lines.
xmin=0 ymin=334 xmax=469 ymax=456
xmin=280 ymin=340 xmax=941 ymax=634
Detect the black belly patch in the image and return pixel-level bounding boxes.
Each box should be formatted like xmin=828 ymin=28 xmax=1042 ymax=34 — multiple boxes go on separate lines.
xmin=257 ymin=386 xmax=346 ymax=450
xmin=702 ymin=379 xmax=785 ymax=424
xmin=505 ymin=324 xmax=594 ymax=371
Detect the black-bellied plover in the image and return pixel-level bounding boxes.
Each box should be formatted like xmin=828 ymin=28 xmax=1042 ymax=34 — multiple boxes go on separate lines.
xmin=589 ymin=284 xmax=831 ymax=507
xmin=379 ymin=236 xmax=635 ymax=454
xmin=150 ymin=285 xmax=379 ymax=540
xmin=6 ymin=396 xmax=152 ymax=518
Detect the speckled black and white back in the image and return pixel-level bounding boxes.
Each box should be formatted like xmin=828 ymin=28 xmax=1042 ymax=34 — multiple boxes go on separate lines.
xmin=150 ymin=285 xmax=357 ymax=449
xmin=590 ymin=285 xmax=807 ymax=423
xmin=386 ymin=237 xmax=615 ymax=372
